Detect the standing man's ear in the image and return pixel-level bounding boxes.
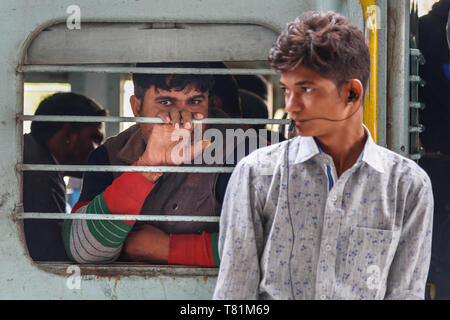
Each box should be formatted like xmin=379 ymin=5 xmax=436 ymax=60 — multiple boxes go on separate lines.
xmin=342 ymin=79 xmax=363 ymax=106
xmin=130 ymin=95 xmax=142 ymax=117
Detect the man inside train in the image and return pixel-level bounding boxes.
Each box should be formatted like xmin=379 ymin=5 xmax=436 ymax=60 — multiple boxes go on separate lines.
xmin=62 ymin=62 xmax=260 ymax=266
xmin=24 ymin=92 xmax=107 ymax=261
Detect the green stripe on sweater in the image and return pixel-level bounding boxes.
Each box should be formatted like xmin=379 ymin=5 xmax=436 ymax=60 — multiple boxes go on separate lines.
xmin=211 ymin=232 xmax=220 ymax=267
xmin=83 ymin=193 xmax=133 ymax=248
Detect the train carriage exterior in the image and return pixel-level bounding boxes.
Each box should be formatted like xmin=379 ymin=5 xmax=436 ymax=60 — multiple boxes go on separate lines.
xmin=0 ymin=0 xmax=426 ymax=299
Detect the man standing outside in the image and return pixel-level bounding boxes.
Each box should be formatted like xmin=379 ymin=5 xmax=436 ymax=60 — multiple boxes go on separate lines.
xmin=213 ymin=11 xmax=433 ymax=299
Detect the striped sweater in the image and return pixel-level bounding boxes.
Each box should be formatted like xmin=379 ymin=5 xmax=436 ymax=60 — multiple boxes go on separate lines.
xmin=62 ymin=146 xmax=223 ymax=266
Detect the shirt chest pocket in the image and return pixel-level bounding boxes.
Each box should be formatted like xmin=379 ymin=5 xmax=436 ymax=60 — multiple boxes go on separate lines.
xmin=338 ymin=226 xmax=399 ymax=299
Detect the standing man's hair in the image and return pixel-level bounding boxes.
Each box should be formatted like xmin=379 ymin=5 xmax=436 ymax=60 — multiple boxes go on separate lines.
xmin=269 ymin=11 xmax=370 ymax=94
xmin=30 ymin=92 xmax=107 ymax=143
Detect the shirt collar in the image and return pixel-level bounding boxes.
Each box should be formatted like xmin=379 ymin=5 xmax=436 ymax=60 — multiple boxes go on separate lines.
xmin=293 ymin=124 xmax=385 ymax=173
xmin=294 ymin=135 xmax=322 ymax=164
xmin=359 ymin=125 xmax=385 ymax=173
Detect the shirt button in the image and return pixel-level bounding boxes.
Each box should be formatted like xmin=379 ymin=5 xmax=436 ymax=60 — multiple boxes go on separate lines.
xmin=320 ymin=295 xmax=327 ymax=300
xmin=331 ymin=195 xmax=338 ymax=202
xmin=326 ymin=245 xmax=332 ymax=251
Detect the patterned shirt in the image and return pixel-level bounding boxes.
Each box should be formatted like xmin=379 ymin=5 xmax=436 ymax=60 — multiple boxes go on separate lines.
xmin=213 ymin=127 xmax=433 ymax=300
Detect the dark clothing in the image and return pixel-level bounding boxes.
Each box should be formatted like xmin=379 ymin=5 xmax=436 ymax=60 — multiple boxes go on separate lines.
xmin=23 ymin=133 xmax=69 ymax=261
xmin=418 ymin=1 xmax=450 ymax=154
xmin=418 ymin=1 xmax=450 ymax=300
xmin=421 ymin=157 xmax=450 ymax=299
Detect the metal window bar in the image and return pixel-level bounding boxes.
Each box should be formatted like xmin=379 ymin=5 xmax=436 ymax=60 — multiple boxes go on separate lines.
xmin=17 ymin=65 xmax=277 ymax=75
xmin=17 ymin=164 xmax=235 ymax=173
xmin=18 ymin=115 xmax=290 ymax=125
xmin=18 ymin=115 xmax=291 ymax=222
xmin=18 ymin=64 xmax=288 ymax=222
xmin=18 ymin=212 xmax=220 ymax=222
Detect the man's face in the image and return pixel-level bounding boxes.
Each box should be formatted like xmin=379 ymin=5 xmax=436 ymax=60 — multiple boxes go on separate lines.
xmin=132 ymin=85 xmax=209 ymax=141
xmin=67 ymin=123 xmax=105 ymax=164
xmin=280 ymin=65 xmax=351 ymax=137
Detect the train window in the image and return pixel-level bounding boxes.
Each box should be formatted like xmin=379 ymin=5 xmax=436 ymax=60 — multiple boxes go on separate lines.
xmin=19 ymin=21 xmax=288 ymax=279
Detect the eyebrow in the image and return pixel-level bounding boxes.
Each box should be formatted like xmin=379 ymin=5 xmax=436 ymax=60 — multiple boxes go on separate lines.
xmin=154 ymin=96 xmax=177 ymax=102
xmin=187 ymin=94 xmax=206 ymax=100
xmin=154 ymin=94 xmax=206 ymax=102
xmin=279 ymin=80 xmax=315 ymax=87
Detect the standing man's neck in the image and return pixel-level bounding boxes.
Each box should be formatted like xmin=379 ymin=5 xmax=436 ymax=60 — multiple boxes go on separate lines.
xmin=314 ymin=123 xmax=366 ymax=178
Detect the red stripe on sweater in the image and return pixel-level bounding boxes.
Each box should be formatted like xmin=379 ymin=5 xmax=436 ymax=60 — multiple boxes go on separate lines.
xmin=103 ymin=171 xmax=156 ymax=225
xmin=71 ymin=201 xmax=89 ymax=213
xmin=168 ymin=232 xmax=215 ymax=267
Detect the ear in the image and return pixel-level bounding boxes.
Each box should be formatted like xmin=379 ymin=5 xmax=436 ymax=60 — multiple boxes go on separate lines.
xmin=342 ymin=79 xmax=363 ymax=107
xmin=209 ymin=95 xmax=222 ymax=109
xmin=45 ymin=123 xmax=73 ymax=164
xmin=130 ymin=95 xmax=142 ymax=117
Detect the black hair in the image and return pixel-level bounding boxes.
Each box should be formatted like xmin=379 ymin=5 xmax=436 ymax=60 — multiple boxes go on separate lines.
xmin=239 ymin=89 xmax=269 ymax=130
xmin=210 ymin=74 xmax=242 ymax=118
xmin=269 ymin=11 xmax=370 ymax=95
xmin=30 ymin=92 xmax=107 ymax=143
xmin=235 ymin=75 xmax=269 ymax=101
xmin=203 ymin=62 xmax=242 ymax=118
xmin=132 ymin=62 xmax=216 ymax=100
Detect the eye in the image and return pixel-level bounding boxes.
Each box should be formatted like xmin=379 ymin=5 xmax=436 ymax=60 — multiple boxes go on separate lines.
xmin=280 ymin=87 xmax=290 ymax=95
xmin=189 ymin=99 xmax=203 ymax=105
xmin=302 ymin=87 xmax=313 ymax=93
xmin=159 ymin=100 xmax=172 ymax=106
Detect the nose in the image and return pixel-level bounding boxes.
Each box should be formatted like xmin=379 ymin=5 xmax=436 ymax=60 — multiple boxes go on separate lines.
xmin=284 ymin=91 xmax=303 ymax=113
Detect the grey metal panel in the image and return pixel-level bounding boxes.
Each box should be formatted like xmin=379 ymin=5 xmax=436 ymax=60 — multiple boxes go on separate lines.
xmin=27 ymin=23 xmax=278 ymax=64
xmin=377 ymin=0 xmax=388 ymax=148
xmin=19 ymin=65 xmax=277 ymax=75
xmin=386 ymin=0 xmax=410 ymax=157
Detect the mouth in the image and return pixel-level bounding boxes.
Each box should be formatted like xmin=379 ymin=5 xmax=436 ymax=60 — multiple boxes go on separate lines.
xmin=292 ymin=119 xmax=309 ymax=124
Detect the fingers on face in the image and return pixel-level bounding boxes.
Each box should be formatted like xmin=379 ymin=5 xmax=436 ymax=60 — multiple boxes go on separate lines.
xmin=192 ymin=112 xmax=205 ymax=133
xmin=193 ymin=113 xmax=204 ymax=120
xmin=157 ymin=110 xmax=204 ymax=129
xmin=169 ymin=110 xmax=181 ymax=129
xmin=180 ymin=110 xmax=192 ymax=130
xmin=156 ymin=110 xmax=171 ymax=124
